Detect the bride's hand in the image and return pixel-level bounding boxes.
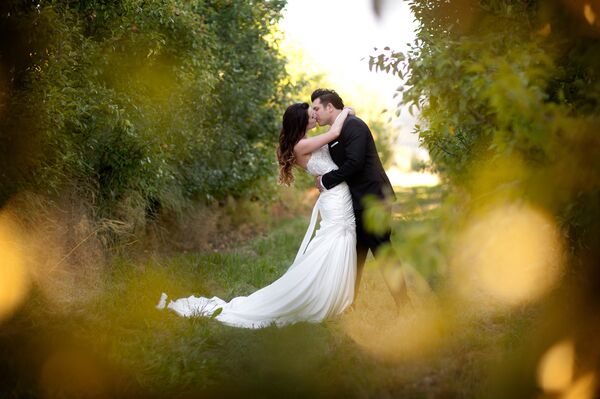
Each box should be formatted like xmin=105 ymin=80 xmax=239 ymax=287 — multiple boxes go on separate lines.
xmin=328 ymin=106 xmax=354 ymax=138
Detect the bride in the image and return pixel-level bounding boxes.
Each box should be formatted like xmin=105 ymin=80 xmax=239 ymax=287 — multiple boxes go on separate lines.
xmin=157 ymin=103 xmax=357 ymax=328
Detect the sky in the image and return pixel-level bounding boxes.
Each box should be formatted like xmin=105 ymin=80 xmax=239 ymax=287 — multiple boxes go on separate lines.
xmin=279 ymin=0 xmax=416 ymax=103
xmin=279 ymin=0 xmax=439 ymax=186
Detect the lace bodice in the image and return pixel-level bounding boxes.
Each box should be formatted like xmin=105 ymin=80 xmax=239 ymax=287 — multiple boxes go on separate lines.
xmin=306 ymin=145 xmax=338 ymax=176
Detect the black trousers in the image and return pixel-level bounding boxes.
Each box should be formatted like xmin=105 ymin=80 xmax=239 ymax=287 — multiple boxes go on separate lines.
xmin=354 ymin=209 xmax=391 ymax=298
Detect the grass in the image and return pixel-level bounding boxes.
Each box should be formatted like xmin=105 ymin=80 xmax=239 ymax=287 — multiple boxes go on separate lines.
xmin=0 ymin=186 xmax=540 ymax=398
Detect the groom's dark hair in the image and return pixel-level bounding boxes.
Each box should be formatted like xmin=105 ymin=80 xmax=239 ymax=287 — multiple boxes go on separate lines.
xmin=311 ymin=89 xmax=344 ymax=110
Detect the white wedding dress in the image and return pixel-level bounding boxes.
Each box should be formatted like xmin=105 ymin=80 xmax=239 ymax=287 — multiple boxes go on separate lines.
xmin=157 ymin=145 xmax=356 ymax=328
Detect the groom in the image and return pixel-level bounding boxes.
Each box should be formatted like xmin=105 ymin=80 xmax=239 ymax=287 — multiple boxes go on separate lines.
xmin=312 ymin=88 xmax=409 ymax=308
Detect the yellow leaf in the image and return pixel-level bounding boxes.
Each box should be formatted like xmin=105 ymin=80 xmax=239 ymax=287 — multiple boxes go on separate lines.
xmin=538 ymin=339 xmax=575 ymax=392
xmin=537 ymin=23 xmax=551 ymax=37
xmin=562 ymin=372 xmax=598 ymax=399
xmin=584 ymin=3 xmax=596 ymax=25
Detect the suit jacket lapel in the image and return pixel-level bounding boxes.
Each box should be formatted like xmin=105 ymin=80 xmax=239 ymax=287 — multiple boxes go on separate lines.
xmin=328 ymin=138 xmax=343 ymax=166
xmin=328 ymin=116 xmax=350 ymax=166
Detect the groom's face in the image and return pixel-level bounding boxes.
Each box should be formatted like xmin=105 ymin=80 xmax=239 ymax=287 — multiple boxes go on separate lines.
xmin=312 ymin=99 xmax=331 ymax=126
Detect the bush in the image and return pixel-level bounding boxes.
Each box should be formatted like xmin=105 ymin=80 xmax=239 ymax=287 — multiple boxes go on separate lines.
xmin=0 ymin=0 xmax=292 ymax=230
xmin=370 ymin=1 xmax=600 ymax=396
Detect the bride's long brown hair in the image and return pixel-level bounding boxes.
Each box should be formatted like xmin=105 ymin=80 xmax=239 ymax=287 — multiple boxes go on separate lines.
xmin=277 ymin=103 xmax=309 ymax=185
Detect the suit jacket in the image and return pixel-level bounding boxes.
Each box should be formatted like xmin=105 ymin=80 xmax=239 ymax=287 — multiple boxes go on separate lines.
xmin=322 ymin=115 xmax=395 ymax=212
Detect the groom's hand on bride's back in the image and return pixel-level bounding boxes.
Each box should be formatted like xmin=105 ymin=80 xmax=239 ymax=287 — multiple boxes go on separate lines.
xmin=315 ymin=176 xmax=325 ymax=192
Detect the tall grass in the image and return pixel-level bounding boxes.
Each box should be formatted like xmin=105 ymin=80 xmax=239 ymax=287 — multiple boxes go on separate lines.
xmin=0 ymin=186 xmax=540 ymax=398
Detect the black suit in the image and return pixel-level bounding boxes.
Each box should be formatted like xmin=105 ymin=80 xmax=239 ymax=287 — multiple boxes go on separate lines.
xmin=322 ymin=115 xmax=396 ymax=298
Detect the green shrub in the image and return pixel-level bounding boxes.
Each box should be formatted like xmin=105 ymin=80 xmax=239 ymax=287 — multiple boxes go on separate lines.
xmin=369 ymin=1 xmax=600 ymax=395
xmin=0 ymin=0 xmax=292 ymax=229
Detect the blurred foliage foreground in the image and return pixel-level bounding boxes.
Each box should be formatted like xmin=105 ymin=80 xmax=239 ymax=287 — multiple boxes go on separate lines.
xmin=368 ymin=0 xmax=600 ymax=397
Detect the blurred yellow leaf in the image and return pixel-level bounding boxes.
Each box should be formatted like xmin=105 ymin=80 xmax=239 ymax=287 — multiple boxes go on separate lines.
xmin=584 ymin=3 xmax=597 ymax=25
xmin=452 ymin=202 xmax=564 ymax=306
xmin=537 ymin=23 xmax=551 ymax=37
xmin=538 ymin=339 xmax=575 ymax=392
xmin=562 ymin=372 xmax=598 ymax=399
xmin=0 ymin=211 xmax=29 ymax=322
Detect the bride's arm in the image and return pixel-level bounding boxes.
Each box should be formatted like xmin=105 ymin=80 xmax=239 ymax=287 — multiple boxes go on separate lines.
xmin=294 ymin=107 xmax=354 ymax=156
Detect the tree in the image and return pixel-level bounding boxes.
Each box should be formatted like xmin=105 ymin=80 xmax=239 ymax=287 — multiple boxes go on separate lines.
xmin=371 ymin=1 xmax=600 ymax=395
xmin=0 ymin=0 xmax=292 ymax=234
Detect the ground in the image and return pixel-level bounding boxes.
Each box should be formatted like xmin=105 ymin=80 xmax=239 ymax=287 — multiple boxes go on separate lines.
xmin=0 ymin=186 xmax=535 ymax=398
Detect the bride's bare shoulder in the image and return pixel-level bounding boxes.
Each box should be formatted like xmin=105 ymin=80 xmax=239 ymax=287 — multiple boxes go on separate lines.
xmin=294 ymin=148 xmax=310 ymax=170
xmin=293 ymin=138 xmax=311 ymax=168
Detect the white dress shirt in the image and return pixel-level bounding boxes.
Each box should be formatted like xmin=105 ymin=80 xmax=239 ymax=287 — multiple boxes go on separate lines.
xmin=319 ymin=111 xmax=344 ymax=191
